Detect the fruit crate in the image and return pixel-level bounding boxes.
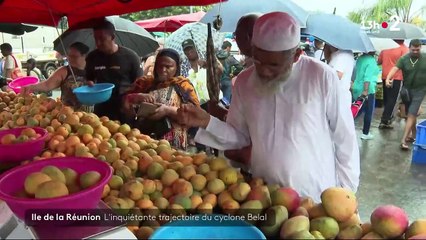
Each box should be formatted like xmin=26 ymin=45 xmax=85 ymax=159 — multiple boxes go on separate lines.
xmin=415 ymin=120 xmax=426 ymax=146
xmin=412 ymin=144 xmax=426 ymax=164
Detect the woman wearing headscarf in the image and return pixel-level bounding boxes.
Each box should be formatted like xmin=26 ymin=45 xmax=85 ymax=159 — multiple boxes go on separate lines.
xmin=124 ymin=48 xmax=200 ymax=149
xmin=21 ymin=42 xmax=90 ymax=111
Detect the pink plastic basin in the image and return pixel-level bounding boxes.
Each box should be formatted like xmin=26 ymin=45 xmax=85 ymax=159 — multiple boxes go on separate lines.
xmin=8 ymin=76 xmax=39 ymax=94
xmin=0 ymin=127 xmax=48 ymax=163
xmin=0 ymin=157 xmax=113 ymax=221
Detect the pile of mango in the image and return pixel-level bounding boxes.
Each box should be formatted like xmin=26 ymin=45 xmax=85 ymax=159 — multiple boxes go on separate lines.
xmin=0 ymin=90 xmax=425 ymax=240
xmin=0 ymin=127 xmax=43 ymax=144
xmin=19 ymin=165 xmax=101 ymax=199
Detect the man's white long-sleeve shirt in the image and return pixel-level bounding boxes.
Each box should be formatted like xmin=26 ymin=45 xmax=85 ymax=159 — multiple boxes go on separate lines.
xmin=195 ymin=56 xmax=360 ymax=202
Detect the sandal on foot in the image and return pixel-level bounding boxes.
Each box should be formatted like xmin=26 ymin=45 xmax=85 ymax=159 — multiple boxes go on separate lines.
xmin=400 ymin=143 xmax=409 ymax=151
xmin=406 ymin=137 xmax=415 ymax=143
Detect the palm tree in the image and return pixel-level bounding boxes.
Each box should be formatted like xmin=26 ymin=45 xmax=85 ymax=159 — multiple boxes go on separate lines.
xmin=348 ymin=0 xmax=425 ymax=27
xmin=347 ymin=11 xmax=364 ymax=24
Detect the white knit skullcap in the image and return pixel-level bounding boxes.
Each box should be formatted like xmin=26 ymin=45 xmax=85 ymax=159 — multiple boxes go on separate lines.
xmin=252 ymin=12 xmax=300 ymax=51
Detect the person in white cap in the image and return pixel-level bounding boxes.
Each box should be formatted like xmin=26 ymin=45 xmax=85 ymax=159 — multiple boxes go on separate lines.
xmin=175 ymin=12 xmax=360 ymax=202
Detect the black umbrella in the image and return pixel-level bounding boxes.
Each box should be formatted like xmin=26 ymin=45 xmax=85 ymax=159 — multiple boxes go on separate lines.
xmin=53 ymin=16 xmax=159 ymax=57
xmin=0 ymin=23 xmax=37 ymax=35
xmin=206 ymin=23 xmax=220 ymax=103
xmin=200 ymin=0 xmax=308 ymax=32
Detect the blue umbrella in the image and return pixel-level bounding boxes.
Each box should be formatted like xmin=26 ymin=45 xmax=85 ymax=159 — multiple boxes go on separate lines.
xmin=302 ymin=13 xmax=375 ymax=53
xmin=200 ymin=0 xmax=309 ymax=32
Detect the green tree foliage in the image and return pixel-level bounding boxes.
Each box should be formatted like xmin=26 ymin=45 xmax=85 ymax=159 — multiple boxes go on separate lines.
xmin=347 ymin=11 xmax=364 ymax=24
xmin=121 ymin=5 xmax=213 ymax=21
xmin=347 ymin=0 xmax=425 ymax=27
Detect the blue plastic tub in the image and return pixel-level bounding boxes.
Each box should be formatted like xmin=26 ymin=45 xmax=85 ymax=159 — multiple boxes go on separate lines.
xmin=415 ymin=120 xmax=426 ymax=146
xmin=149 ymin=214 xmax=266 ymax=239
xmin=73 ymin=83 xmax=115 ymax=105
xmin=412 ymin=144 xmax=426 ymax=164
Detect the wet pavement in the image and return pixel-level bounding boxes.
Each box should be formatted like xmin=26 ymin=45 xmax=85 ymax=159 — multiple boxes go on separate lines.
xmin=356 ymin=104 xmax=426 ymax=222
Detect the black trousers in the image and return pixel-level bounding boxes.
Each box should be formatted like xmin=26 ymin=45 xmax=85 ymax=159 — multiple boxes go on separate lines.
xmin=381 ymin=79 xmax=402 ymax=123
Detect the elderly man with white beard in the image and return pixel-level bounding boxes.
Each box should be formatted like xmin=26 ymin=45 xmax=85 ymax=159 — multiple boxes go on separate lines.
xmin=176 ymin=12 xmax=360 ymax=202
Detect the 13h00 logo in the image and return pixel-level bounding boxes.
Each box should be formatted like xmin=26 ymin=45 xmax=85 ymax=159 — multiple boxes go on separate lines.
xmin=360 ymin=15 xmax=402 ymax=33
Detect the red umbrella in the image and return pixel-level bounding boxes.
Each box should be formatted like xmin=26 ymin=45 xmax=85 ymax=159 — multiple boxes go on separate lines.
xmin=135 ymin=11 xmax=205 ymax=32
xmin=0 ymin=0 xmax=220 ymax=27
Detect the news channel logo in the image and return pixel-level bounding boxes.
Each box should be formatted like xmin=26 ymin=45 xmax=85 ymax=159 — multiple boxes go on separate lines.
xmin=360 ymin=15 xmax=402 ymax=33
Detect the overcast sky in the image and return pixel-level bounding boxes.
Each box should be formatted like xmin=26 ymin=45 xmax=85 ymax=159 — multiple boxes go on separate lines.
xmin=295 ymin=0 xmax=425 ymax=18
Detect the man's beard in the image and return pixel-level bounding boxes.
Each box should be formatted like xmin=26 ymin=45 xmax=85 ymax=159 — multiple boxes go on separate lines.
xmin=252 ymin=68 xmax=293 ymax=96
